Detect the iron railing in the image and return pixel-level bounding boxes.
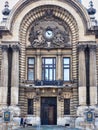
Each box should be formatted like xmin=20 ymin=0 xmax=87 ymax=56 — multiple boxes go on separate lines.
xmin=34 ymin=80 xmax=64 ymax=86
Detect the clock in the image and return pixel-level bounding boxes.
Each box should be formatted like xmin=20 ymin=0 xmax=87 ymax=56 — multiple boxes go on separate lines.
xmin=45 ymin=30 xmax=53 ymax=39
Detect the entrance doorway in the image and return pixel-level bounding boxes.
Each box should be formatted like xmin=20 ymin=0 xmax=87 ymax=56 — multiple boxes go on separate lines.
xmin=41 ymin=97 xmax=57 ymax=125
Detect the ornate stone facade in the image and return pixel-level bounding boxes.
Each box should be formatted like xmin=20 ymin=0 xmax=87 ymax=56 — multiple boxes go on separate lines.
xmin=0 ymin=0 xmax=98 ymax=129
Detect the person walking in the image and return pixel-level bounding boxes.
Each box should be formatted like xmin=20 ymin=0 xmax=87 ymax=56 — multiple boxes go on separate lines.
xmin=20 ymin=116 xmax=23 ymax=127
xmin=23 ymin=116 xmax=27 ymax=128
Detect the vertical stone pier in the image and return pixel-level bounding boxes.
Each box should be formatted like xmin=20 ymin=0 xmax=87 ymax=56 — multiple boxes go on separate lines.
xmin=57 ymin=49 xmax=62 ymax=80
xmin=0 ymin=45 xmax=8 ymax=106
xmin=76 ymin=42 xmax=98 ymax=130
xmin=11 ymin=44 xmax=20 ymax=105
xmin=36 ymin=50 xmax=41 ymax=80
xmin=89 ymin=44 xmax=97 ymax=105
xmin=78 ymin=44 xmax=86 ymax=106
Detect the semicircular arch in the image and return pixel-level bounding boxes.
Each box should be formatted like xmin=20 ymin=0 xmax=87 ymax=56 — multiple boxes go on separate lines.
xmin=19 ymin=5 xmax=78 ymax=80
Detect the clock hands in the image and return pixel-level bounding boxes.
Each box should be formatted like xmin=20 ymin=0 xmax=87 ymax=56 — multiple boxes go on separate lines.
xmin=45 ymin=29 xmax=53 ymax=39
xmin=47 ymin=31 xmax=52 ymax=35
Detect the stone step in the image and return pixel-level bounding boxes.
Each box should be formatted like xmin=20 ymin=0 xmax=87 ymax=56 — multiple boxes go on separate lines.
xmin=14 ymin=125 xmax=81 ymax=130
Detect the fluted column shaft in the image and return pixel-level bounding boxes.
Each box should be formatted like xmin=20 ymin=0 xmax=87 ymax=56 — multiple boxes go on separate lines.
xmin=11 ymin=45 xmax=20 ymax=105
xmin=89 ymin=45 xmax=97 ymax=105
xmin=0 ymin=45 xmax=8 ymax=105
xmin=78 ymin=45 xmax=86 ymax=105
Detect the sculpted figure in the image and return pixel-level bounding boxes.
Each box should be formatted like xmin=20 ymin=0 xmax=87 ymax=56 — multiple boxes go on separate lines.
xmin=32 ymin=30 xmax=45 ymax=47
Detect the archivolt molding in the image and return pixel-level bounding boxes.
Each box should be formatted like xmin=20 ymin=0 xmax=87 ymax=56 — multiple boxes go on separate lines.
xmin=19 ymin=5 xmax=78 ymax=80
xmin=20 ymin=6 xmax=78 ymax=43
xmin=7 ymin=0 xmax=90 ymax=32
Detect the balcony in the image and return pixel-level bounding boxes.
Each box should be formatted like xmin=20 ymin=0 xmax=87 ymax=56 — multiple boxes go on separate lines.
xmin=34 ymin=80 xmax=64 ymax=86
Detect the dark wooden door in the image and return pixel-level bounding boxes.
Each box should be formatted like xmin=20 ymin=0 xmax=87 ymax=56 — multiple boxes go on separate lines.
xmin=41 ymin=97 xmax=57 ymax=125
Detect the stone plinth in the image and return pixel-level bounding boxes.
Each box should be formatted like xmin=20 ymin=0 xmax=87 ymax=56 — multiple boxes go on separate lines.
xmin=76 ymin=105 xmax=98 ymax=130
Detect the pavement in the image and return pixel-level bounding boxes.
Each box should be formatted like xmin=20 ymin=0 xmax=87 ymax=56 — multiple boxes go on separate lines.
xmin=14 ymin=125 xmax=81 ymax=130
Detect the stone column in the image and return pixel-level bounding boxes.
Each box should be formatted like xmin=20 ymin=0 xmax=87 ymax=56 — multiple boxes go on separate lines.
xmin=89 ymin=44 xmax=97 ymax=105
xmin=57 ymin=53 xmax=62 ymax=80
xmin=78 ymin=44 xmax=86 ymax=105
xmin=11 ymin=44 xmax=20 ymax=105
xmin=0 ymin=45 xmax=8 ymax=106
xmin=36 ymin=50 xmax=41 ymax=80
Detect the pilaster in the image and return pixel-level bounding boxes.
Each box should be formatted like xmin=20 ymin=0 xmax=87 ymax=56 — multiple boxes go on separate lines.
xmin=11 ymin=44 xmax=20 ymax=105
xmin=0 ymin=45 xmax=8 ymax=106
xmin=57 ymin=49 xmax=62 ymax=80
xmin=36 ymin=50 xmax=41 ymax=80
xmin=89 ymin=44 xmax=97 ymax=105
xmin=78 ymin=44 xmax=86 ymax=105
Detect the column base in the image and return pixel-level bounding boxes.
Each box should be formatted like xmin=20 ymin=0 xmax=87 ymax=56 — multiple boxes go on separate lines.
xmin=0 ymin=105 xmax=21 ymax=129
xmin=76 ymin=105 xmax=98 ymax=130
xmin=0 ymin=105 xmax=20 ymax=117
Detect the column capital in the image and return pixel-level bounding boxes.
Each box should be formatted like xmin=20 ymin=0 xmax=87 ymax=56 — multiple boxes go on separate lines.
xmin=78 ymin=44 xmax=86 ymax=52
xmin=88 ymin=44 xmax=97 ymax=52
xmin=12 ymin=44 xmax=20 ymax=52
xmin=57 ymin=53 xmax=62 ymax=56
xmin=1 ymin=45 xmax=8 ymax=52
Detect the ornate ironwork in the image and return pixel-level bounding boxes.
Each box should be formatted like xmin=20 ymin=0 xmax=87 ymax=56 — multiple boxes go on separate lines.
xmin=34 ymin=80 xmax=63 ymax=86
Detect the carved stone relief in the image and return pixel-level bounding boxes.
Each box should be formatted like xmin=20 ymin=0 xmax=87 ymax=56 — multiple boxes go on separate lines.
xmin=28 ymin=14 xmax=71 ymax=49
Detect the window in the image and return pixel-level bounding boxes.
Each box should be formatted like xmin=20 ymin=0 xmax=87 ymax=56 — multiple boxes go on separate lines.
xmin=64 ymin=99 xmax=70 ymax=115
xmin=42 ymin=58 xmax=56 ymax=81
xmin=63 ymin=58 xmax=70 ymax=81
xmin=28 ymin=99 xmax=33 ymax=114
xmin=27 ymin=58 xmax=35 ymax=80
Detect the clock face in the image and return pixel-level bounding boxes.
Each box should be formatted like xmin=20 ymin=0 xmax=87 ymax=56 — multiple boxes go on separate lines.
xmin=45 ymin=30 xmax=53 ymax=39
